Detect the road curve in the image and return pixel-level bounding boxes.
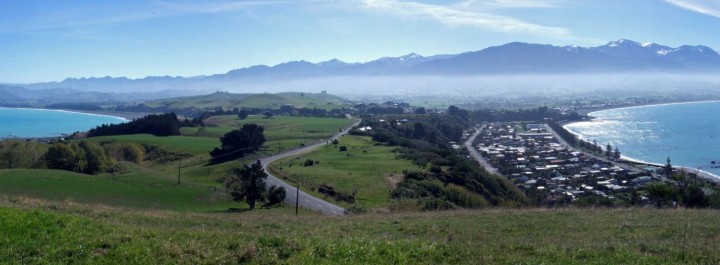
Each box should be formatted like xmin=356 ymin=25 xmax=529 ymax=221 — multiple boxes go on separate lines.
xmin=259 ymin=119 xmax=361 ymax=216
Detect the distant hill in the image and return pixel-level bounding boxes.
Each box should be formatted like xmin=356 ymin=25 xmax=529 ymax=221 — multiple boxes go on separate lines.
xmin=119 ymin=92 xmax=351 ymax=116
xmin=8 ymin=39 xmax=720 ymax=98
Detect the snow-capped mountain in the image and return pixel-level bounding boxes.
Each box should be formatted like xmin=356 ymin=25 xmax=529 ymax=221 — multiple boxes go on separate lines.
xmin=18 ymin=39 xmax=720 ymax=93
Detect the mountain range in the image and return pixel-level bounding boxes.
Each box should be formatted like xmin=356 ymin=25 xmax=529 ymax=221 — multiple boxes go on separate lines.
xmin=8 ymin=39 xmax=720 ymax=97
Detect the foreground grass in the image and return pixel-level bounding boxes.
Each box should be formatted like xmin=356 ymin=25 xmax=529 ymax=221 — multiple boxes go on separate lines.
xmin=2 ymin=197 xmax=720 ymax=264
xmin=269 ymin=136 xmax=422 ymax=209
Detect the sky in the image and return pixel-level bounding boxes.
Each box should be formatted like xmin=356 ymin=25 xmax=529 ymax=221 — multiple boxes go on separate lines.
xmin=1 ymin=0 xmax=720 ymax=83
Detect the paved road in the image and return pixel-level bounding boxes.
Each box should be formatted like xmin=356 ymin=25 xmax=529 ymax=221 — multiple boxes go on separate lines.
xmin=259 ymin=119 xmax=361 ymax=216
xmin=464 ymin=125 xmax=502 ymax=176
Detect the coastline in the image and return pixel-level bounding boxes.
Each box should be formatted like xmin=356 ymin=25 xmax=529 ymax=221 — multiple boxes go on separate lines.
xmin=0 ymin=107 xmax=151 ymax=140
xmin=574 ymin=99 xmax=720 ymax=118
xmin=561 ymin=100 xmax=720 ymax=184
xmin=0 ymin=106 xmax=151 ymax=121
xmin=619 ymin=155 xmax=720 ymax=184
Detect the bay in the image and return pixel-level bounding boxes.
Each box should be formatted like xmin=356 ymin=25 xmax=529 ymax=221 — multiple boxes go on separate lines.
xmin=0 ymin=108 xmax=126 ymax=138
xmin=564 ymin=101 xmax=720 ymax=177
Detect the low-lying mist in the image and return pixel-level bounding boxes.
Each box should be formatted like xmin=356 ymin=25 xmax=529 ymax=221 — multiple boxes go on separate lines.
xmin=219 ymin=73 xmax=720 ymax=102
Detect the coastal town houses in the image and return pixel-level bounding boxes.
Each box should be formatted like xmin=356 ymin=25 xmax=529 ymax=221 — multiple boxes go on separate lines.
xmin=473 ymin=122 xmax=666 ymax=205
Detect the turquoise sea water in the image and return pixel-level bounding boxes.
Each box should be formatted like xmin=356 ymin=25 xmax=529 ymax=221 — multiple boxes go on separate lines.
xmin=564 ymin=101 xmax=720 ymax=176
xmin=0 ymin=108 xmax=126 ymax=138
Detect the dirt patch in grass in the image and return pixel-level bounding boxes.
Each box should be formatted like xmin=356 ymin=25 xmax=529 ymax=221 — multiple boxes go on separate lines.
xmin=385 ymin=173 xmax=404 ymax=189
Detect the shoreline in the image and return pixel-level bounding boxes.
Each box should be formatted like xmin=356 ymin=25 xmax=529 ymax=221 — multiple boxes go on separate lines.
xmin=619 ymin=155 xmax=720 ymax=184
xmin=561 ymin=100 xmax=720 ymax=184
xmin=575 ymin=99 xmax=720 ymax=118
xmin=0 ymin=106 xmax=140 ymax=121
xmin=0 ymin=107 xmax=152 ymax=140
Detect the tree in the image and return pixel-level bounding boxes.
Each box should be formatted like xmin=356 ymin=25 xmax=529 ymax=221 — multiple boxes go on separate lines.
xmin=264 ymin=186 xmax=286 ymax=208
xmin=613 ymin=147 xmax=621 ymax=160
xmin=79 ymin=141 xmax=111 ymax=174
xmin=0 ymin=140 xmax=20 ymax=169
xmin=237 ymin=110 xmax=249 ymax=120
xmin=45 ymin=143 xmax=77 ymax=171
xmin=605 ymin=143 xmax=612 ymax=158
xmin=646 ymin=182 xmax=675 ymax=208
xmin=210 ymin=124 xmax=266 ymax=161
xmin=225 ymin=160 xmax=267 ymax=210
xmin=664 ymin=157 xmax=673 ymax=178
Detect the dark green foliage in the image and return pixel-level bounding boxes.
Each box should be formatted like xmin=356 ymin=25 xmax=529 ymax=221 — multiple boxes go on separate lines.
xmin=548 ymin=122 xmax=577 ymax=146
xmin=88 ymin=113 xmax=182 ymax=137
xmin=210 ymin=124 xmax=266 ymax=161
xmin=44 ymin=141 xmax=116 ymax=174
xmin=78 ymin=142 xmax=111 ymax=174
xmin=471 ymin=106 xmax=583 ymax=123
xmin=303 ymin=159 xmax=314 ymax=167
xmin=264 ymin=186 xmax=286 ymax=208
xmin=681 ymin=185 xmax=709 ymax=208
xmin=225 ymin=160 xmax=267 ymax=210
xmin=356 ymin=108 xmax=527 ymax=208
xmin=0 ymin=140 xmax=47 ymax=169
xmin=614 ymin=147 xmax=621 ymax=160
xmin=44 ymin=143 xmax=76 ymax=171
xmin=338 ymin=146 xmax=347 ymax=152
xmin=317 ymin=184 xmax=355 ymax=204
xmin=237 ymin=109 xmax=249 ymax=119
xmin=391 ymin=172 xmax=489 ymax=210
xmin=646 ymin=182 xmax=675 ymax=208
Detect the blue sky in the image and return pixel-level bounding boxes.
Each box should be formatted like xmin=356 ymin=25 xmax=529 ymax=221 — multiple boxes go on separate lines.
xmin=2 ymin=0 xmax=720 ymax=83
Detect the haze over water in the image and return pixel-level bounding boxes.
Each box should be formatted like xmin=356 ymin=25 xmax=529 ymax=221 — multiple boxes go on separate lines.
xmin=564 ymin=101 xmax=720 ymax=176
xmin=0 ymin=108 xmax=126 ymax=138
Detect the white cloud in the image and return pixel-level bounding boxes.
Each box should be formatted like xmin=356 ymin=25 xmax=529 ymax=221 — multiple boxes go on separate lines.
xmin=665 ymin=0 xmax=720 ymax=18
xmin=2 ymin=1 xmax=326 ymax=34
xmin=460 ymin=0 xmax=562 ymax=9
xmin=359 ymin=0 xmax=571 ymax=37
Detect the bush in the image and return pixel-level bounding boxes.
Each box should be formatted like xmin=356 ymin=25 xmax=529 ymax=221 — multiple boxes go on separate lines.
xmin=338 ymin=146 xmax=348 ymax=152
xmin=264 ymin=186 xmax=286 ymax=208
xmin=303 ymin=159 xmax=315 ymax=167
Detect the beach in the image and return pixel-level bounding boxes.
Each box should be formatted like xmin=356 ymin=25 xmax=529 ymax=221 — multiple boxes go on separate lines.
xmin=564 ymin=101 xmax=720 ymax=184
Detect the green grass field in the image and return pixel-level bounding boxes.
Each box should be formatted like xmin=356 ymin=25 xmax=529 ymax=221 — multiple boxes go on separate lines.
xmin=185 ymin=115 xmax=352 ymax=141
xmin=269 ymin=135 xmax=422 ymax=209
xmin=86 ymin=134 xmax=219 ymax=156
xmin=0 ymin=166 xmax=238 ymax=212
xmin=144 ymin=92 xmax=350 ymax=111
xmin=2 ymin=197 xmax=719 ymax=264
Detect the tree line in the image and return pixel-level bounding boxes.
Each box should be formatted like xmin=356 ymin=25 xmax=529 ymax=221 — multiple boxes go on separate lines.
xmin=0 ymin=139 xmax=144 ymax=174
xmin=88 ymin=113 xmax=189 ymax=137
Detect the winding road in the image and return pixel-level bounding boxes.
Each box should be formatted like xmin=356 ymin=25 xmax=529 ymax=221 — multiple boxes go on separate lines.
xmin=259 ymin=119 xmax=361 ymax=216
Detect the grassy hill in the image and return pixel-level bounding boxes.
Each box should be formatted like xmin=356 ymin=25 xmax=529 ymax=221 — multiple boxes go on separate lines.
xmin=2 ymin=197 xmax=719 ymax=264
xmin=269 ymin=135 xmax=422 ymax=210
xmin=0 ymin=115 xmax=357 ymax=212
xmin=0 ymin=165 xmax=237 ymax=212
xmin=143 ymin=92 xmax=350 ymax=111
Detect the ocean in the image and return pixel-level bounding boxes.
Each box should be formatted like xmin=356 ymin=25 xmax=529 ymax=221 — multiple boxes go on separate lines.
xmin=0 ymin=108 xmax=126 ymax=138
xmin=564 ymin=101 xmax=720 ymax=177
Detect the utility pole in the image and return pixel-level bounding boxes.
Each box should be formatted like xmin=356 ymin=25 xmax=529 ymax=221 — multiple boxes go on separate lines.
xmin=295 ymin=179 xmax=300 ymax=215
xmin=177 ymin=160 xmax=181 ymax=185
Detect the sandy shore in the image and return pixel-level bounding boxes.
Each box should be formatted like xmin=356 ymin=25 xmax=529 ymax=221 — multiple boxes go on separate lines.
xmin=53 ymin=109 xmax=151 ymax=120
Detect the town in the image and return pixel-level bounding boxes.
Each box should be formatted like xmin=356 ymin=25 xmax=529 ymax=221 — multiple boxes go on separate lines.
xmin=468 ymin=122 xmax=712 ymax=207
